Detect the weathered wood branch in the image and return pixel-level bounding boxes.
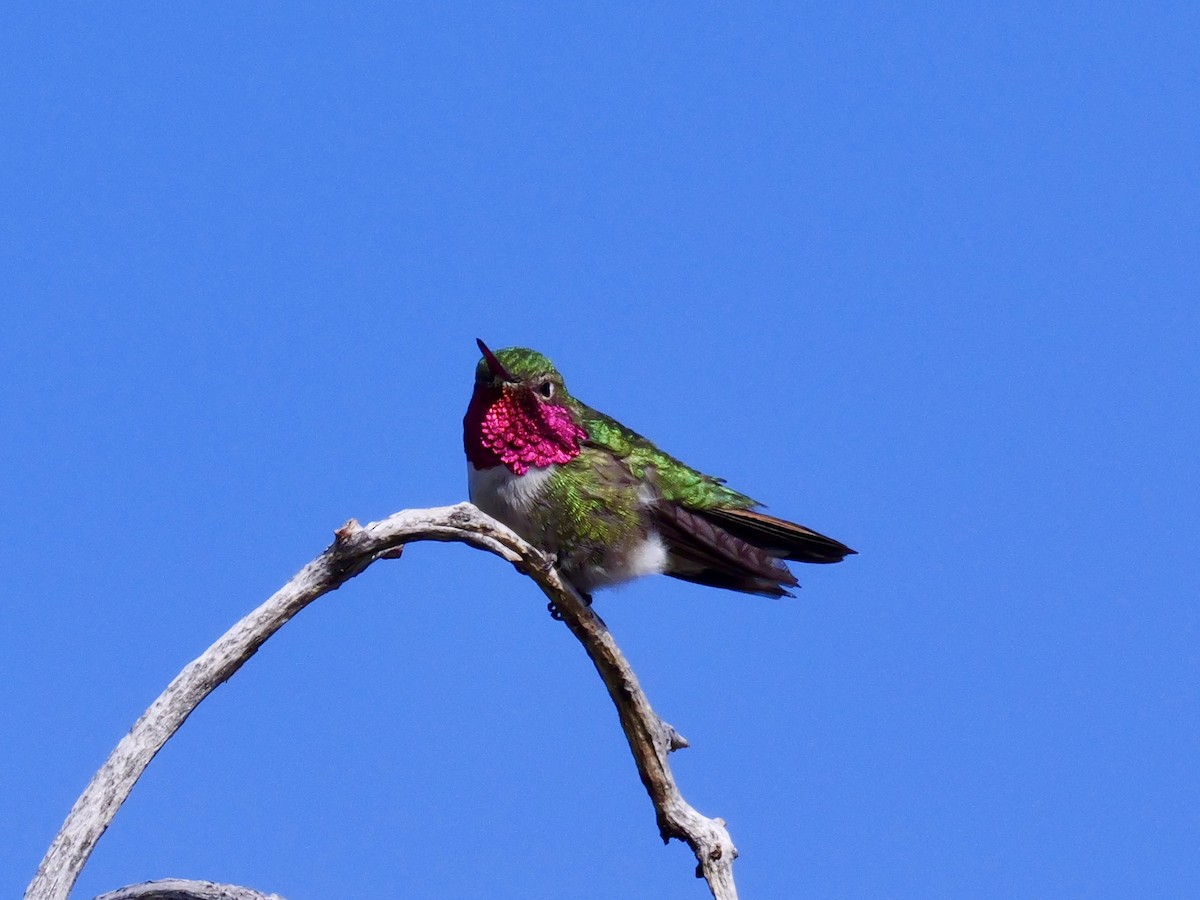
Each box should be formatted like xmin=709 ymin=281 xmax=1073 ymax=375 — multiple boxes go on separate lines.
xmin=93 ymin=879 xmax=285 ymax=900
xmin=26 ymin=503 xmax=738 ymax=900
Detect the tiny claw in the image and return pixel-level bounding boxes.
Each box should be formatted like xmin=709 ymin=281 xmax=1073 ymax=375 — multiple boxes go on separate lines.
xmin=546 ymin=592 xmax=604 ymax=626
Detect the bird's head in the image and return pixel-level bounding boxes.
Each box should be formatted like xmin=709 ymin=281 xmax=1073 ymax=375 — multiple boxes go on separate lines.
xmin=463 ymin=339 xmax=588 ymax=474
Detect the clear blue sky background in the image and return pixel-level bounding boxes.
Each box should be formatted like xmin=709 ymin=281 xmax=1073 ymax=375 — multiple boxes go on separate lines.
xmin=3 ymin=4 xmax=1197 ymax=898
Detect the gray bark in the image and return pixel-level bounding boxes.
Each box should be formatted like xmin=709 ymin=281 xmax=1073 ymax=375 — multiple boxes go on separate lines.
xmin=27 ymin=503 xmax=739 ymax=900
xmin=94 ymin=879 xmax=285 ymax=900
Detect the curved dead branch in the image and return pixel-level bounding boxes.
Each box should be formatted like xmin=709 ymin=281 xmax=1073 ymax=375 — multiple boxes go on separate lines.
xmin=26 ymin=503 xmax=739 ymax=900
xmin=93 ymin=879 xmax=285 ymax=900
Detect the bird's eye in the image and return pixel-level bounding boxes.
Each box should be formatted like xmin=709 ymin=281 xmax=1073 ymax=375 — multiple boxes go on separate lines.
xmin=538 ymin=381 xmax=554 ymax=399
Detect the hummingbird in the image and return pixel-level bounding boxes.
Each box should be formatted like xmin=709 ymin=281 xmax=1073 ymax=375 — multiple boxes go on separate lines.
xmin=463 ymin=339 xmax=854 ymax=604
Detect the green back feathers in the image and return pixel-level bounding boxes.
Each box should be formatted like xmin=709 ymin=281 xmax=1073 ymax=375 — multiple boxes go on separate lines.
xmin=574 ymin=401 xmax=758 ymax=511
xmin=477 ymin=346 xmax=758 ymax=513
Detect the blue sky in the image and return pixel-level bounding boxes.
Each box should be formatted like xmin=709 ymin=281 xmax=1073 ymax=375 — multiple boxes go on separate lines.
xmin=3 ymin=4 xmax=1197 ymax=898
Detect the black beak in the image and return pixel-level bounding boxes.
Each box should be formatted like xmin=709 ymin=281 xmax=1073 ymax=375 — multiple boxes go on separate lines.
xmin=476 ymin=338 xmax=515 ymax=383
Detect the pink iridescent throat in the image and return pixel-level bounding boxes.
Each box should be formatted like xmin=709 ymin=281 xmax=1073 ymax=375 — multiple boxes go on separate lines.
xmin=464 ymin=387 xmax=588 ymax=475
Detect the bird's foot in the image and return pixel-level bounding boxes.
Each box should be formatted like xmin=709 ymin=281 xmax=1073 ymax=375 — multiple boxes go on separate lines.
xmin=545 ymin=592 xmax=593 ymax=621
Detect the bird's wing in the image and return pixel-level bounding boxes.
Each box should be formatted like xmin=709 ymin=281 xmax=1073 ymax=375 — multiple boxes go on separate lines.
xmin=697 ymin=507 xmax=856 ymax=563
xmin=574 ymin=399 xmax=759 ymax=510
xmin=652 ymin=501 xmax=799 ymax=597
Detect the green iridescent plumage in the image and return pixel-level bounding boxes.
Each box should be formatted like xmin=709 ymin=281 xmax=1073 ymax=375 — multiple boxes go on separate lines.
xmin=475 ymin=348 xmax=757 ymax=512
xmin=467 ymin=344 xmax=855 ymax=597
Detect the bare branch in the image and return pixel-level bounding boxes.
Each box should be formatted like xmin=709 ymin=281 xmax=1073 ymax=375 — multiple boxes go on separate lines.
xmin=27 ymin=503 xmax=738 ymax=900
xmin=94 ymin=879 xmax=285 ymax=900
